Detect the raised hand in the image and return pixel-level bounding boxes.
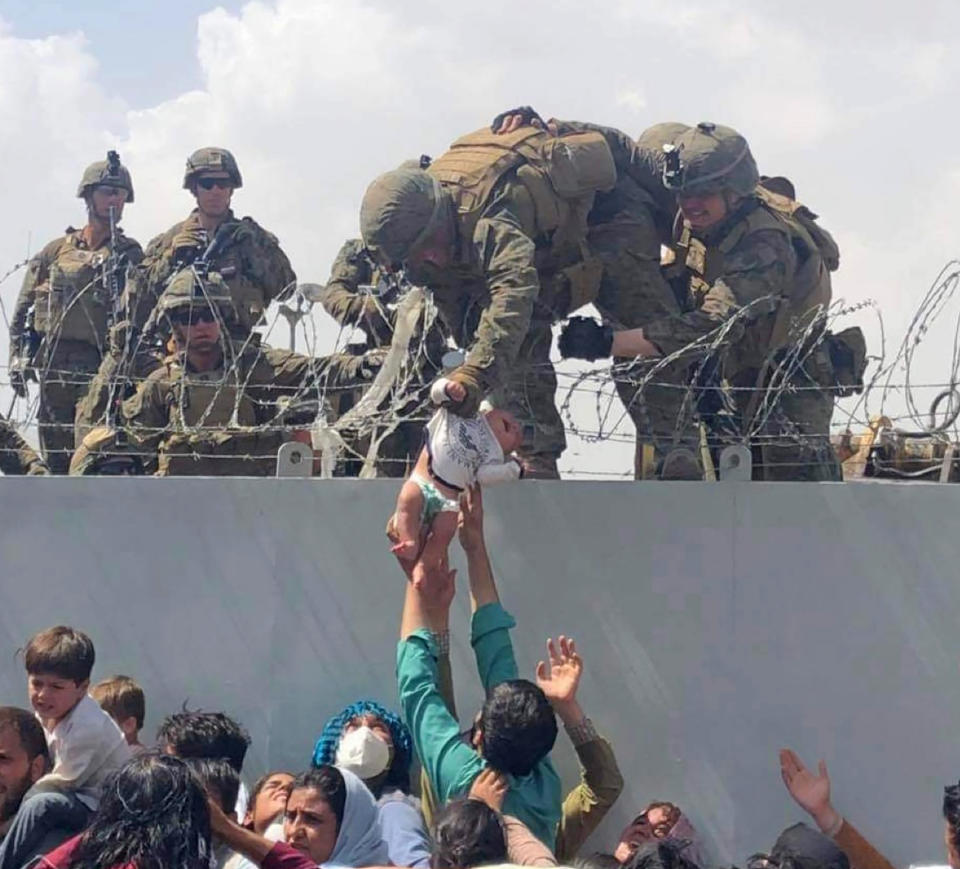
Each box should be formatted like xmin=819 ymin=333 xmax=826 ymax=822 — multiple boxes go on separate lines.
xmin=779 ymin=748 xmax=840 ymax=833
xmin=469 ymin=767 xmax=508 ymax=811
xmin=457 ymin=485 xmax=485 ymax=553
xmin=535 ymin=636 xmax=582 ymax=708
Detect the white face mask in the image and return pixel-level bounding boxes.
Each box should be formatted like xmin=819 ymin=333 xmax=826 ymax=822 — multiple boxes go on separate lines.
xmin=335 ymin=726 xmax=391 ymax=780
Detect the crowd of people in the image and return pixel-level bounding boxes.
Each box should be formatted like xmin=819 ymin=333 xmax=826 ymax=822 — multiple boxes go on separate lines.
xmin=0 ymin=484 xmax=946 ymax=869
xmin=1 ymin=107 xmax=868 ymax=481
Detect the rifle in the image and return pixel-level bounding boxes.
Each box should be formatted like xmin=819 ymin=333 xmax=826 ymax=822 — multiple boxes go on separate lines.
xmin=103 ymin=151 xmax=127 ymax=333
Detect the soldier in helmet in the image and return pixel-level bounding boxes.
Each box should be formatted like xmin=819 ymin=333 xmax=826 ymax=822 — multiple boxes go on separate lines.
xmin=559 ymin=122 xmax=848 ymax=481
xmin=8 ymin=151 xmax=142 ymax=473
xmin=359 ymin=119 xmax=691 ymax=478
xmin=75 ymin=269 xmax=377 ymax=477
xmin=127 ymin=146 xmax=296 ymax=336
xmin=314 ymin=237 xmax=448 ymax=476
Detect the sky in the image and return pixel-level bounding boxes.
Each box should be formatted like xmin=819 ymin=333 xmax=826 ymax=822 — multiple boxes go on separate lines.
xmin=1 ymin=0 xmax=959 ymax=477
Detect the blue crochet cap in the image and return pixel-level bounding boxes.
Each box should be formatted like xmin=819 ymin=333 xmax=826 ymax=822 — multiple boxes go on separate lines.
xmin=311 ymin=699 xmax=413 ymax=790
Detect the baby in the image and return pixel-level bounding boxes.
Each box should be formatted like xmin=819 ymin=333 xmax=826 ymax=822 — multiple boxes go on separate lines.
xmin=388 ymin=377 xmax=524 ymax=588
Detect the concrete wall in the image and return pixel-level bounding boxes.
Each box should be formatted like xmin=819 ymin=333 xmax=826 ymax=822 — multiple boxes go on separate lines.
xmin=1 ymin=478 xmax=957 ymax=867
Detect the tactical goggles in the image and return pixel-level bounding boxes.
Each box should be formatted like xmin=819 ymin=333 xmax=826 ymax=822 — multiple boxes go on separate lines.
xmin=196 ymin=176 xmax=233 ymax=191
xmin=168 ymin=307 xmax=217 ymax=326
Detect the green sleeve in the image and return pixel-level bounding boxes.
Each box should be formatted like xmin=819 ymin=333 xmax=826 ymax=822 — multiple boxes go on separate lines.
xmin=555 ymin=736 xmax=625 ymax=862
xmin=643 ymin=229 xmax=794 ymax=356
xmin=397 ymin=630 xmax=484 ymax=802
xmin=467 ymin=192 xmax=540 ymax=393
xmin=9 ymin=243 xmax=56 ymax=362
xmin=471 ymin=602 xmax=519 ymax=692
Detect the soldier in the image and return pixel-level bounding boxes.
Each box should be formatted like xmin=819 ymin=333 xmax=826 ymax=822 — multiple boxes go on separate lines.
xmin=359 ymin=119 xmax=692 ymax=478
xmin=559 ymin=122 xmax=861 ymax=481
xmin=315 ymin=238 xmax=447 ymax=476
xmin=74 ymin=270 xmax=377 ymax=477
xmin=76 ymin=147 xmax=297 ymax=454
xmin=8 ymin=152 xmax=141 ymax=473
xmin=127 ymin=147 xmax=296 ymax=336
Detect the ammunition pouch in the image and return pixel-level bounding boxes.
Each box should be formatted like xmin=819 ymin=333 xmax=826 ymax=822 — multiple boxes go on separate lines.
xmin=825 ymin=326 xmax=867 ymax=397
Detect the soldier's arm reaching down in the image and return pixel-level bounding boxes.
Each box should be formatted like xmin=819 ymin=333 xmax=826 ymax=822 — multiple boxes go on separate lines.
xmin=317 ymin=239 xmax=395 ymax=344
xmin=454 ymin=194 xmax=540 ymax=400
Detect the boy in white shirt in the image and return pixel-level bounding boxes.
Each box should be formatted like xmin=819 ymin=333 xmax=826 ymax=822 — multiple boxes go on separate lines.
xmin=387 ymin=377 xmax=525 ymax=590
xmin=0 ymin=626 xmax=131 ymax=869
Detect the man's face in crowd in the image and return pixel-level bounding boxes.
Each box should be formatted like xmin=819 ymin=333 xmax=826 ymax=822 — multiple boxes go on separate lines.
xmin=192 ymin=172 xmax=234 ymax=220
xmin=87 ymin=184 xmax=128 ymax=223
xmin=247 ymin=773 xmax=295 ymax=834
xmin=678 ymin=191 xmax=729 ymax=231
xmin=0 ymin=726 xmax=44 ymax=822
xmin=284 ymin=787 xmax=338 ymax=864
xmin=28 ymin=673 xmax=87 ymax=725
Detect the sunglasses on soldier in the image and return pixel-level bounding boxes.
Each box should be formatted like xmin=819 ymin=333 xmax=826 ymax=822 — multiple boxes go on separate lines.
xmin=196 ymin=176 xmax=232 ymax=190
xmin=168 ymin=307 xmax=217 ymax=326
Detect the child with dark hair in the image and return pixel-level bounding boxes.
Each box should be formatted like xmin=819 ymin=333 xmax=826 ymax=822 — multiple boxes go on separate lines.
xmin=312 ymin=699 xmax=430 ymax=866
xmin=431 ymin=798 xmax=507 ymax=868
xmin=89 ymin=677 xmax=145 ymax=754
xmin=0 ymin=627 xmax=130 ymax=869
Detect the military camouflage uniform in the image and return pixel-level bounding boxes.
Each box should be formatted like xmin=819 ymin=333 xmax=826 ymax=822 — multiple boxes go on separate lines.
xmin=128 ymin=208 xmax=296 ymax=336
xmin=120 ymin=341 xmax=375 ymax=477
xmin=9 ymin=227 xmax=143 ymax=473
xmin=0 ymin=419 xmax=48 ymax=475
xmin=361 ymin=125 xmax=691 ymax=477
xmin=317 ymin=238 xmax=447 ymax=476
xmin=644 ymin=123 xmax=841 ymax=481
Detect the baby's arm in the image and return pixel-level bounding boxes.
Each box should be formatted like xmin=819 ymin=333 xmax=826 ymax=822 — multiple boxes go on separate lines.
xmin=476 ymin=457 xmax=523 ymax=485
xmin=389 ymin=478 xmax=425 ymax=562
xmin=430 ymin=378 xmax=466 ymax=405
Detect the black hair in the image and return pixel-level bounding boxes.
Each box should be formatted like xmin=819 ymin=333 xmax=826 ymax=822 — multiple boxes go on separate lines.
xmin=946 ymin=785 xmax=960 ymax=860
xmin=479 ymin=679 xmax=557 ymax=776
xmin=0 ymin=707 xmax=49 ymax=763
xmin=432 ymin=798 xmax=507 ymax=868
xmin=574 ymin=854 xmax=623 ymax=869
xmin=183 ymin=756 xmax=240 ymax=816
xmin=625 ymin=842 xmax=703 ymax=869
xmin=290 ymin=766 xmax=346 ymax=833
xmin=71 ymin=753 xmax=211 ymax=869
xmin=156 ymin=708 xmax=250 ymax=773
xmin=24 ymin=626 xmax=95 ymax=683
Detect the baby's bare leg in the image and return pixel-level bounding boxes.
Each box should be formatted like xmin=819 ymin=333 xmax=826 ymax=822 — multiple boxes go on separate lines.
xmin=390 ymin=479 xmax=424 ymax=561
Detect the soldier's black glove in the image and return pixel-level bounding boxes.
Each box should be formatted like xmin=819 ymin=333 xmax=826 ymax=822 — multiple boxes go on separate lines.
xmin=558 ymin=316 xmax=613 ymax=361
xmin=490 ymin=106 xmax=546 ymax=133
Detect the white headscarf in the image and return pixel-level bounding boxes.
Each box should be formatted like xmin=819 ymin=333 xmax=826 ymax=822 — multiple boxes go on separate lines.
xmin=324 ymin=767 xmax=389 ymax=868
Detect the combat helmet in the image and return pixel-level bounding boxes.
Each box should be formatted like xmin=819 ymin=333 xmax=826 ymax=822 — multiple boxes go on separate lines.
xmin=77 ymin=150 xmax=135 ymax=202
xmin=183 ymin=147 xmax=243 ymax=189
xmin=359 ymin=168 xmax=447 ymax=268
xmin=636 ymin=122 xmax=690 ymax=155
xmin=159 ymin=268 xmax=237 ymax=324
xmin=663 ymin=122 xmax=759 ymax=197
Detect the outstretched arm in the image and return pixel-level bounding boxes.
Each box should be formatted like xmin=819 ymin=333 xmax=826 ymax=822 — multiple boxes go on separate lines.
xmin=779 ymin=749 xmax=895 ymax=869
xmin=539 ymin=637 xmax=624 ymax=862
